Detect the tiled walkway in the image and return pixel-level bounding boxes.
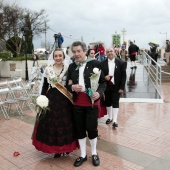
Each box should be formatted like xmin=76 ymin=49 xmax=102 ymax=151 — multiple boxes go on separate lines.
xmin=1 ymin=68 xmax=170 ymax=169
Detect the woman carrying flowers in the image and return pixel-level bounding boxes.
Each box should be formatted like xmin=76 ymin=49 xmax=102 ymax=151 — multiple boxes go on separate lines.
xmin=32 ymin=49 xmax=78 ymax=157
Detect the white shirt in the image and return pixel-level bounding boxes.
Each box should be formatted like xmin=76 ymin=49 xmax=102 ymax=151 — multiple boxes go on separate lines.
xmin=108 ymin=58 xmax=115 ymax=84
xmin=79 ymin=62 xmax=86 ymax=92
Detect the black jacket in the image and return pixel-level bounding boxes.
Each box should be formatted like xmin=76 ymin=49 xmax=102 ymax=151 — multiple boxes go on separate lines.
xmin=66 ymin=60 xmax=106 ymax=102
xmin=101 ymin=58 xmax=126 ymax=92
xmin=128 ymin=44 xmax=139 ymax=55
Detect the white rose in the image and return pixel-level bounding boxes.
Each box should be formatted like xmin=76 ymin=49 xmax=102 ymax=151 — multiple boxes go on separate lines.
xmin=93 ymin=68 xmax=99 ymax=74
xmin=36 ymin=95 xmax=49 ymax=108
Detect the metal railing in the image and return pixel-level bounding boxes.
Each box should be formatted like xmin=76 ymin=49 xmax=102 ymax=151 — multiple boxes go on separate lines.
xmin=161 ymin=70 xmax=170 ymax=75
xmin=94 ymin=51 xmax=100 ymax=58
xmin=142 ymin=51 xmax=162 ymax=99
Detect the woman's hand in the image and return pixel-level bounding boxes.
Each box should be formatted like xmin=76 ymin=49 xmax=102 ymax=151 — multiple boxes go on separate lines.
xmin=72 ymin=84 xmax=82 ymax=92
xmin=105 ymin=75 xmax=110 ymax=81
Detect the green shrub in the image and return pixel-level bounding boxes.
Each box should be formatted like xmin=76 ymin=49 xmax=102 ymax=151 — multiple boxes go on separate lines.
xmin=0 ymin=51 xmax=12 ymax=60
xmin=0 ymin=51 xmax=46 ymax=61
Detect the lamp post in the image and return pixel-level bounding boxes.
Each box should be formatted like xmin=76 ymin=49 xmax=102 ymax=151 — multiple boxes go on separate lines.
xmin=160 ymin=32 xmax=167 ymax=41
xmin=160 ymin=32 xmax=168 ymax=48
xmin=21 ymin=26 xmax=29 ymax=81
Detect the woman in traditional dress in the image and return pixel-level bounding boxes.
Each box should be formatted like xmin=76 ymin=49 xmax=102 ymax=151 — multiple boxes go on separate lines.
xmin=86 ymin=49 xmax=107 ymax=118
xmin=86 ymin=49 xmax=96 ymax=59
xmin=32 ymin=49 xmax=78 ymax=158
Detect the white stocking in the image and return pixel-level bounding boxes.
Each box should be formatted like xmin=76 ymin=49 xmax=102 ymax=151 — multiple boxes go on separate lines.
xmin=89 ymin=137 xmax=97 ymax=155
xmin=113 ymin=108 xmax=119 ymax=123
xmin=106 ymin=106 xmax=113 ymax=120
xmin=78 ymin=138 xmax=86 ymax=158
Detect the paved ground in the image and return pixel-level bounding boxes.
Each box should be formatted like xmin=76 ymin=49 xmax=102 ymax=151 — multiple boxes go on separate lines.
xmin=1 ymin=64 xmax=170 ymax=169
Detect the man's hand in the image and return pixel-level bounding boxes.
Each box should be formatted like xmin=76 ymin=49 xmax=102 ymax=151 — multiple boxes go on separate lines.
xmin=92 ymin=92 xmax=100 ymax=101
xmin=118 ymin=89 xmax=124 ymax=93
xmin=105 ymin=75 xmax=110 ymax=81
xmin=72 ymin=84 xmax=82 ymax=92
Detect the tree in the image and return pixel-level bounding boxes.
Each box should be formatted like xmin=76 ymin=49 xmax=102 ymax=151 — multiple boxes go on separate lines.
xmin=6 ymin=36 xmax=24 ymax=57
xmin=0 ymin=0 xmax=49 ymax=57
xmin=24 ymin=14 xmax=34 ymax=54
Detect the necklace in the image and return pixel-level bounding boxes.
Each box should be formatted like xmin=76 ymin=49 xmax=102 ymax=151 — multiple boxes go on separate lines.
xmin=53 ymin=64 xmax=64 ymax=76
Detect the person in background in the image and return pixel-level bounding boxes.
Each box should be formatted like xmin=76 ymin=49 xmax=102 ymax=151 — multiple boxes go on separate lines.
xmin=57 ymin=33 xmax=64 ymax=48
xmin=67 ymin=41 xmax=106 ymax=167
xmin=94 ymin=44 xmax=99 ymax=59
xmin=120 ymin=45 xmax=128 ymax=69
xmin=114 ymin=45 xmax=121 ymax=59
xmin=149 ymin=42 xmax=158 ymax=65
xmin=66 ymin=46 xmax=70 ymax=55
xmin=165 ymin=40 xmax=170 ymax=65
xmin=31 ymin=54 xmax=40 ymax=78
xmin=32 ymin=49 xmax=78 ymax=158
xmin=86 ymin=49 xmax=96 ymax=59
xmin=101 ymin=48 xmax=126 ymax=128
xmin=32 ymin=54 xmax=39 ymax=67
xmin=97 ymin=43 xmax=105 ymax=61
xmin=128 ymin=41 xmax=139 ymax=69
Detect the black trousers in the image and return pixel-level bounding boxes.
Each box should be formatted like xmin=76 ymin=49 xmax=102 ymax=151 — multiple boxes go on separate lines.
xmin=73 ymin=105 xmax=98 ymax=140
xmin=104 ymin=85 xmax=120 ymax=108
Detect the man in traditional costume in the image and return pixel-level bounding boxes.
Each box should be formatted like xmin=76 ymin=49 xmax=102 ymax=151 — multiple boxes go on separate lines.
xmin=67 ymin=41 xmax=106 ymax=167
xmin=101 ymin=48 xmax=126 ymax=128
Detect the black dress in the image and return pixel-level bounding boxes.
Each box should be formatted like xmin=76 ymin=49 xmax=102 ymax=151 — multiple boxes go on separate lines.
xmin=32 ymin=76 xmax=78 ymax=154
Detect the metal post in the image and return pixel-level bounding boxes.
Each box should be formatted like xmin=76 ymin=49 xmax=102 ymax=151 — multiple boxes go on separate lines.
xmin=156 ymin=64 xmax=158 ymax=91
xmin=25 ymin=42 xmax=29 ymax=81
xmin=21 ymin=26 xmax=29 ymax=81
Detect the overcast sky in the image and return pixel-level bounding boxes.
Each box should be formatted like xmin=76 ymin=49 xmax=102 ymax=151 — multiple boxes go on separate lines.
xmin=7 ymin=0 xmax=170 ymax=49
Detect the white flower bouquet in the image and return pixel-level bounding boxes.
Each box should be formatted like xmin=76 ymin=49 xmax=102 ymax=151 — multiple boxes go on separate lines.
xmin=88 ymin=68 xmax=101 ymax=106
xmin=35 ymin=95 xmax=50 ymax=120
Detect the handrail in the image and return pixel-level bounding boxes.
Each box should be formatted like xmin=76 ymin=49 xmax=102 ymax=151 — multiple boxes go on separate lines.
xmin=142 ymin=51 xmax=162 ymax=99
xmin=95 ymin=51 xmax=100 ymax=57
xmin=161 ymin=70 xmax=170 ymax=75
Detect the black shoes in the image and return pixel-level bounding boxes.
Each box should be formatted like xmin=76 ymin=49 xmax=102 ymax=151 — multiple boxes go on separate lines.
xmin=130 ymin=66 xmax=137 ymax=69
xmin=74 ymin=155 xmax=87 ymax=167
xmin=106 ymin=119 xmax=113 ymax=124
xmin=54 ymin=153 xmax=61 ymax=158
xmin=92 ymin=154 xmax=100 ymax=166
xmin=74 ymin=155 xmax=100 ymax=167
xmin=112 ymin=122 xmax=118 ymax=128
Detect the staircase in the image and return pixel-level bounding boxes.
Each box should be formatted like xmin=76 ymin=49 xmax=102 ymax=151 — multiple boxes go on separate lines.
xmin=161 ymin=66 xmax=170 ymax=82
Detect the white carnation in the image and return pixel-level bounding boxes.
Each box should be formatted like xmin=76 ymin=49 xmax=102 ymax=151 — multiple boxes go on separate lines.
xmin=36 ymin=95 xmax=49 ymax=108
xmin=93 ymin=68 xmax=99 ymax=74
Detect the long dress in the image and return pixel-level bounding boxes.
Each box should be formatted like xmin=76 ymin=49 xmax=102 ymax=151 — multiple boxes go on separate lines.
xmin=32 ymin=65 xmax=78 ymax=154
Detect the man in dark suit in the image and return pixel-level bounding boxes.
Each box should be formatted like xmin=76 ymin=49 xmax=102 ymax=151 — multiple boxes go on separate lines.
xmin=128 ymin=41 xmax=139 ymax=69
xmin=66 ymin=41 xmax=106 ymax=167
xmin=101 ymin=48 xmax=126 ymax=128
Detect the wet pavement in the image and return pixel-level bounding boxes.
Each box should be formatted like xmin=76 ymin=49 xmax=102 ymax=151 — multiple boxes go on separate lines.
xmin=0 ymin=62 xmax=170 ymax=169
xmin=122 ymin=62 xmax=161 ymax=99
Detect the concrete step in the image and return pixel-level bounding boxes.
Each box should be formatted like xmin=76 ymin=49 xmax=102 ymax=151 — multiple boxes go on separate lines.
xmin=161 ymin=66 xmax=170 ymax=71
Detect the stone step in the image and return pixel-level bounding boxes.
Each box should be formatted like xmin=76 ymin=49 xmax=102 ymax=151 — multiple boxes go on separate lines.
xmin=161 ymin=66 xmax=170 ymax=71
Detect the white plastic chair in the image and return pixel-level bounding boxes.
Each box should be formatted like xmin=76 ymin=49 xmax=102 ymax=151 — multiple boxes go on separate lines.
xmin=0 ymin=84 xmax=10 ymax=119
xmin=7 ymin=78 xmax=34 ymax=113
xmin=14 ymin=69 xmax=22 ymax=79
xmin=0 ymin=80 xmax=22 ymax=118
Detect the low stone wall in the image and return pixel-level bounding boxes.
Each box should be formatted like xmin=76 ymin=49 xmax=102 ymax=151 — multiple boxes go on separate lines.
xmin=0 ymin=60 xmax=48 ymax=79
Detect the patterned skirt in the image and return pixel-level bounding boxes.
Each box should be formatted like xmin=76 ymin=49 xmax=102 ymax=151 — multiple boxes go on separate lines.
xmin=32 ymin=87 xmax=78 ymax=154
